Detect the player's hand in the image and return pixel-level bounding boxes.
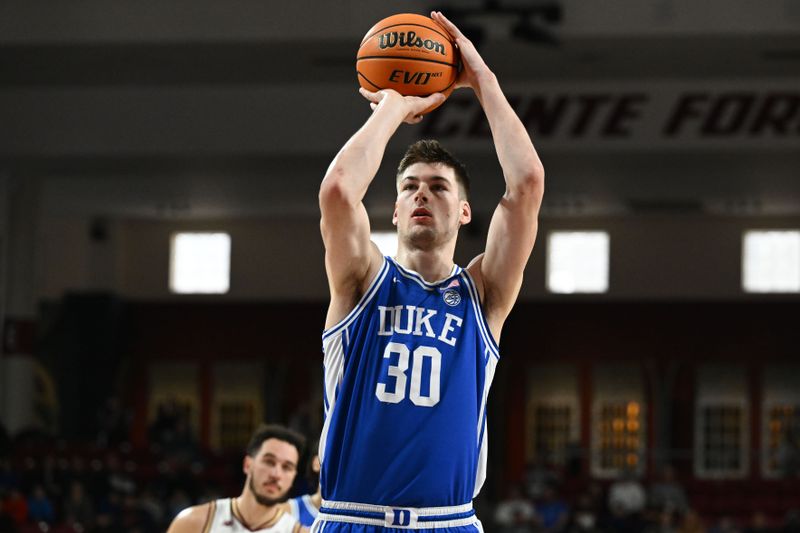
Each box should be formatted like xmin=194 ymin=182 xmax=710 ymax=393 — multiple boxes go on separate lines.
xmin=431 ymin=11 xmax=493 ymax=91
xmin=359 ymin=88 xmax=444 ymax=124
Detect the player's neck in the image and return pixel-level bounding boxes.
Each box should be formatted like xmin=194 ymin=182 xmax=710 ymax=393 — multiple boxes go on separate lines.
xmin=235 ymin=492 xmax=281 ymax=529
xmin=395 ymin=247 xmax=455 ymax=283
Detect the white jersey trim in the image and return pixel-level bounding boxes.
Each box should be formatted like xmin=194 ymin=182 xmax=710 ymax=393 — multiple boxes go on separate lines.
xmin=473 ymin=353 xmax=497 ymax=498
xmin=389 ymin=257 xmax=461 ymax=291
xmin=460 ymin=270 xmax=500 ymax=359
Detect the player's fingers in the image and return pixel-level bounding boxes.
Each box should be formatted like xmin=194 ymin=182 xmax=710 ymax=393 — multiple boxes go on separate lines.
xmin=370 ymin=103 xmax=378 ymax=111
xmin=422 ymin=92 xmax=446 ymax=106
xmin=359 ymin=87 xmax=382 ymax=103
xmin=431 ymin=11 xmax=464 ymax=40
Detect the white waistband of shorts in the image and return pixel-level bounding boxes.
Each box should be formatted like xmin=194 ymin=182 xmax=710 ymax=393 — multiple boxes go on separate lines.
xmin=317 ymin=500 xmax=476 ymax=529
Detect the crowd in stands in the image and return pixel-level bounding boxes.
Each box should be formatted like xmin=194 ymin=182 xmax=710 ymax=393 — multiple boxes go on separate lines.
xmin=3 ymin=400 xmax=800 ymax=533
xmin=491 ymin=462 xmax=800 ymax=533
xmin=0 ymin=398 xmax=227 ymax=533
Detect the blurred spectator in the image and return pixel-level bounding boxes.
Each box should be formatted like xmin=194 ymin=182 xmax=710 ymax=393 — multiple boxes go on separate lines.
xmin=149 ymin=399 xmax=182 ymax=450
xmin=494 ymin=484 xmax=537 ymax=532
xmin=94 ymin=490 xmax=122 ymax=533
xmin=105 ymin=453 xmax=136 ymax=495
xmin=64 ymin=456 xmax=89 ymax=493
xmin=525 ymin=458 xmax=559 ymax=501
xmin=18 ymin=457 xmax=41 ymax=494
xmin=26 ymin=484 xmax=55 ymax=524
xmin=782 ymin=509 xmax=800 ymax=533
xmin=565 ymin=492 xmax=601 ymax=533
xmin=39 ymin=455 xmax=60 ymax=498
xmin=677 ymin=510 xmax=706 ymax=533
xmin=0 ymin=494 xmax=19 ymax=533
xmin=709 ymin=516 xmax=741 ymax=533
xmin=86 ymin=457 xmax=109 ymax=505
xmin=119 ymin=492 xmax=157 ymax=533
xmin=161 ymin=414 xmax=198 ymax=465
xmin=650 ymin=465 xmax=689 ymax=515
xmin=609 ymin=468 xmax=646 ymax=514
xmin=0 ymin=460 xmax=17 ymax=492
xmin=138 ymin=485 xmax=165 ymax=528
xmin=744 ymin=511 xmax=775 ymax=533
xmin=166 ymin=488 xmax=191 ymax=522
xmin=62 ymin=480 xmax=95 ymax=531
xmin=645 ymin=510 xmax=679 ymax=533
xmin=96 ymin=396 xmax=131 ymax=448
xmin=4 ymin=489 xmax=27 ymax=527
xmin=608 ymin=467 xmax=647 ymax=532
xmin=536 ymin=482 xmax=570 ymax=533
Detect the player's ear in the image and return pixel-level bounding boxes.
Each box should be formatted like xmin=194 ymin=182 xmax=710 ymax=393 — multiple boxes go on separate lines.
xmin=460 ymin=200 xmax=472 ymax=225
xmin=243 ymin=455 xmax=252 ymax=476
xmin=392 ymin=204 xmax=399 ymax=226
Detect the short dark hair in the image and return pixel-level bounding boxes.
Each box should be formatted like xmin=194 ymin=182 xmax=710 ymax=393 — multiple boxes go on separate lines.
xmin=246 ymin=424 xmax=306 ymax=459
xmin=397 ymin=140 xmax=470 ymax=200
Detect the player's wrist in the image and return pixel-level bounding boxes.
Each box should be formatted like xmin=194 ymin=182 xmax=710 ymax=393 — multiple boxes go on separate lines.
xmin=472 ymin=69 xmax=498 ymax=90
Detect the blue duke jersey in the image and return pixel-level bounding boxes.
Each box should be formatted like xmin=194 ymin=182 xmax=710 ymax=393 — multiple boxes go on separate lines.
xmin=319 ymin=256 xmax=500 ymax=511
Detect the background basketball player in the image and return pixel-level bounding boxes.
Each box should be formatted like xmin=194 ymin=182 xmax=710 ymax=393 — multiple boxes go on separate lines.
xmin=167 ymin=424 xmax=307 ymax=533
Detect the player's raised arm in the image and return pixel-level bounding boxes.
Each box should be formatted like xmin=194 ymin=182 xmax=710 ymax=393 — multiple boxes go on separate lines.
xmin=319 ymin=89 xmax=445 ymax=326
xmin=432 ymin=11 xmax=545 ymax=339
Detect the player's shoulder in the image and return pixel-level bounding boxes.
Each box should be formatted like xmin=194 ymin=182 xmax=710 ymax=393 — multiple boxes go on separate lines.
xmin=326 ymin=244 xmax=387 ymax=325
xmin=166 ymin=501 xmax=216 ymax=533
xmin=280 ymin=498 xmax=297 ymax=517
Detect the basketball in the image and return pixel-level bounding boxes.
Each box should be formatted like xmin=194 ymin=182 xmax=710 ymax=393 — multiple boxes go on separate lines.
xmin=357 ymin=13 xmax=460 ymax=112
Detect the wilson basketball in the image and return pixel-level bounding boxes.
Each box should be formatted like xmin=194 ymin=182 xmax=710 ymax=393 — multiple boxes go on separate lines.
xmin=357 ymin=13 xmax=460 ymax=112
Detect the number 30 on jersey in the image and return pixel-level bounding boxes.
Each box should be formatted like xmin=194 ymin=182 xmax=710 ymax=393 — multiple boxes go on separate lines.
xmin=375 ymin=341 xmax=441 ymax=407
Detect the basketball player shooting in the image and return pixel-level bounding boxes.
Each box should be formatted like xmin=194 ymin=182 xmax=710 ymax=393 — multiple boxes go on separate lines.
xmin=316 ymin=10 xmax=545 ymax=533
xmin=166 ymin=425 xmax=308 ymax=533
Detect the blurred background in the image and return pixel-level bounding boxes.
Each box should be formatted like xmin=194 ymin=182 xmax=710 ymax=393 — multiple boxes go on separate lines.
xmin=1 ymin=0 xmax=800 ymax=531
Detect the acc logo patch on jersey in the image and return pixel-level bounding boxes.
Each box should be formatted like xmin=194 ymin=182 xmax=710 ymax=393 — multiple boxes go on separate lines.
xmin=442 ymin=289 xmax=461 ymax=306
xmin=441 ymin=279 xmax=462 ymax=307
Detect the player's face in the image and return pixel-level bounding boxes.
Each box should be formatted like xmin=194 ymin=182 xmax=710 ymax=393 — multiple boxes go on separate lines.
xmin=394 ymin=162 xmax=470 ymax=249
xmin=243 ymin=438 xmax=299 ymax=506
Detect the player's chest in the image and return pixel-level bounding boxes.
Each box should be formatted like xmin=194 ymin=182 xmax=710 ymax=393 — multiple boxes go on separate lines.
xmin=373 ymin=276 xmax=469 ymax=347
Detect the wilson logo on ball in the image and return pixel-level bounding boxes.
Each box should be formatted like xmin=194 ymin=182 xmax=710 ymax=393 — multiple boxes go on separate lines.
xmin=378 ymin=31 xmax=446 ymax=55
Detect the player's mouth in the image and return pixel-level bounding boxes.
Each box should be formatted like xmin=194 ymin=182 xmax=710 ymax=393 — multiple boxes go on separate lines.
xmin=411 ymin=207 xmax=432 ymax=220
xmin=263 ymin=482 xmax=280 ymax=492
